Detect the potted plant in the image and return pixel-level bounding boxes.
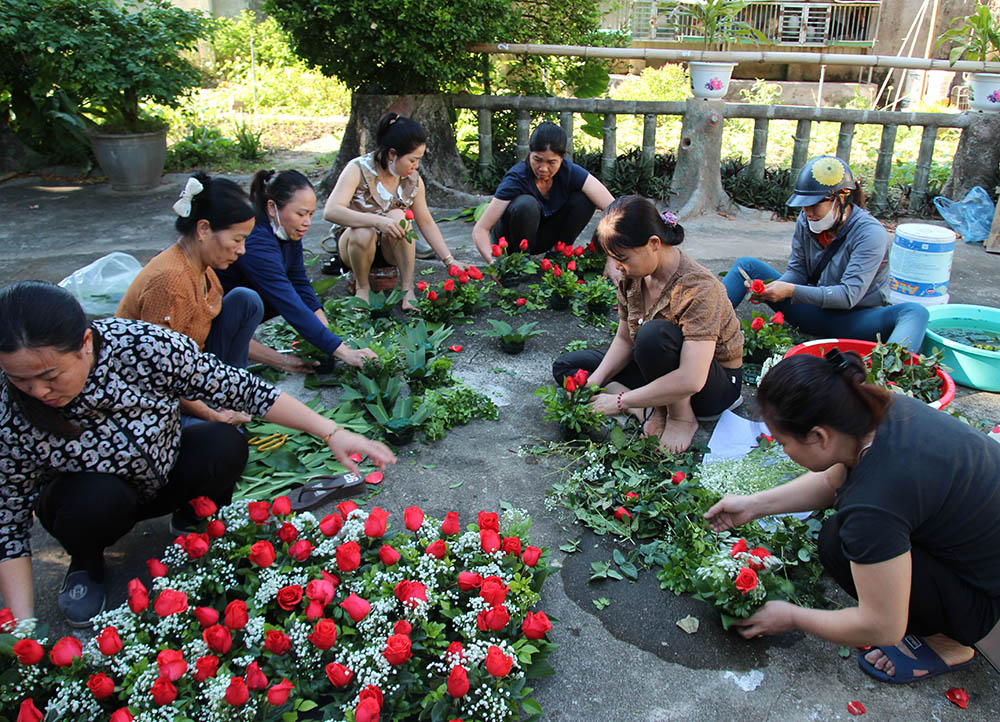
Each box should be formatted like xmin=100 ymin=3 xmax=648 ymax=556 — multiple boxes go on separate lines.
xmin=579 ymin=277 xmax=617 ymax=315
xmin=365 ymin=394 xmax=432 ymax=445
xmin=487 ymin=238 xmax=539 ymax=286
xmin=539 ymin=259 xmax=580 ymax=310
xmin=534 ymin=370 xmax=610 ymax=440
xmin=937 ymin=2 xmax=1000 ymax=112
xmin=658 ymin=0 xmax=765 ymax=99
xmin=483 ymin=319 xmax=547 ymax=355
xmin=741 ymin=310 xmax=796 ymax=365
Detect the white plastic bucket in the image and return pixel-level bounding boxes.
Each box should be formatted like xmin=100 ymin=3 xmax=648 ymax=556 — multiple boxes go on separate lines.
xmin=887 ymin=223 xmax=956 ymax=306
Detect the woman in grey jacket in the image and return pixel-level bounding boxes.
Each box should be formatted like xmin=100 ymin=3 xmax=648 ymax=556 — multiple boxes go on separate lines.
xmin=723 ymin=156 xmax=928 ymax=352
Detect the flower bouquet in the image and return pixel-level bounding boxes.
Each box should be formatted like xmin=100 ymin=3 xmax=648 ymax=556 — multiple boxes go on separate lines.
xmin=539 ymin=260 xmax=580 ymax=311
xmin=487 ymin=238 xmax=538 ymax=286
xmin=482 ymin=319 xmax=547 ymax=355
xmin=534 ymin=369 xmax=608 ymax=439
xmin=741 ymin=310 xmax=795 ymax=365
xmin=0 ymin=498 xmax=557 ymax=721
xmin=416 ymin=265 xmax=487 ymax=322
xmin=690 ymin=538 xmax=788 ymax=629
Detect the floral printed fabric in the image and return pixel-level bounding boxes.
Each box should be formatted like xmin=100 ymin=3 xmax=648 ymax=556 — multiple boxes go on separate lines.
xmin=0 ymin=318 xmax=280 ymax=562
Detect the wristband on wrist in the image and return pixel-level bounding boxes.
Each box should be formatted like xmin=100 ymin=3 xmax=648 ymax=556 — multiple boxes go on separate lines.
xmin=322 ymin=427 xmax=343 ymax=444
xmin=616 ymin=391 xmax=626 ymax=412
xmin=442 ymin=254 xmax=455 ymax=266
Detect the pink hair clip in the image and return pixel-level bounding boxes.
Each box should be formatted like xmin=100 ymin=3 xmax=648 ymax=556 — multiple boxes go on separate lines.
xmin=661 ymin=211 xmax=678 ymax=226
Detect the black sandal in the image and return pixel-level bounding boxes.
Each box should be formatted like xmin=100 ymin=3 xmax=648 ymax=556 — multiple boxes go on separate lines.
xmin=287 ymin=473 xmax=364 ymax=511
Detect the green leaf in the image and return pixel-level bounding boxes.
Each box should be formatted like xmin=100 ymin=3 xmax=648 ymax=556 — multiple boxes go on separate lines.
xmin=522 ymin=698 xmax=543 ymax=715
xmin=612 ymin=549 xmax=625 ymax=565
xmin=449 ymin=481 xmax=464 ymax=488
xmin=297 ymin=700 xmax=318 ymax=712
xmin=593 ymin=596 xmax=611 ymax=609
xmin=797 ymin=548 xmax=811 ymax=563
xmin=838 ymin=645 xmax=851 ymax=658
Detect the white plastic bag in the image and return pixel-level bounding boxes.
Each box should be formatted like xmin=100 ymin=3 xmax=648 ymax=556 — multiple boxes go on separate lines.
xmin=58 ymin=252 xmax=142 ymax=316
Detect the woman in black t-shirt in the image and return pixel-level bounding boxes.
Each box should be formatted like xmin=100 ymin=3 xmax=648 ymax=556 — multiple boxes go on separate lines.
xmin=705 ymin=350 xmax=1000 ymax=684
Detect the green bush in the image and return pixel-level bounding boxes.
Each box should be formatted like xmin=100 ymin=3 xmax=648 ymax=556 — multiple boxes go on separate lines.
xmin=206 ymin=12 xmax=301 ymax=83
xmin=166 ymin=125 xmax=236 ymax=170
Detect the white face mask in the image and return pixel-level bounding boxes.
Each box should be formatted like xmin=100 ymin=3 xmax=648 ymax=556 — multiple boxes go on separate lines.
xmin=387 ymin=158 xmax=400 ymax=179
xmin=807 ymin=203 xmax=838 ymax=234
xmin=268 ymin=201 xmax=290 ymax=241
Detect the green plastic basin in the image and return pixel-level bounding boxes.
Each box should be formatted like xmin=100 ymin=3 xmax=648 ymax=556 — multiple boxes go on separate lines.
xmin=922 ymin=304 xmax=1000 ymax=392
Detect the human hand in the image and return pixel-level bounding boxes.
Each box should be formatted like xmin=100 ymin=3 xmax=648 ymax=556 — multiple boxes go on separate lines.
xmin=377 ymin=214 xmax=406 ymax=240
xmin=759 ymin=281 xmax=795 ymax=303
xmin=325 ymin=428 xmax=397 ymax=474
xmin=279 ymin=354 xmax=318 ymax=374
xmin=589 ymin=392 xmax=620 ymax=417
xmin=334 ymin=344 xmax=380 ymax=369
xmin=731 ymin=601 xmax=796 ymax=639
xmin=215 ymin=409 xmax=253 ymax=426
xmin=703 ymin=494 xmax=756 ymax=531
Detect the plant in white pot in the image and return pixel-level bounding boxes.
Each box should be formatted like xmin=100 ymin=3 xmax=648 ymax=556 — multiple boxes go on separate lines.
xmin=658 ymin=0 xmax=765 ymax=99
xmin=937 ymin=2 xmax=1000 ymax=112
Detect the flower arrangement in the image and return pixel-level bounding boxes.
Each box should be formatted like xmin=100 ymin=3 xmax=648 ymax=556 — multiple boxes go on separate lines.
xmin=539 ymin=260 xmax=580 ymax=310
xmin=741 ymin=310 xmax=795 ymax=363
xmin=416 ymin=265 xmax=488 ymax=322
xmin=482 ymin=319 xmax=547 ymax=355
xmin=0 ymin=498 xmax=556 ymax=721
xmin=690 ymin=539 xmax=786 ymax=629
xmin=487 ymin=238 xmax=538 ymax=284
xmin=534 ymin=369 xmax=607 ymax=438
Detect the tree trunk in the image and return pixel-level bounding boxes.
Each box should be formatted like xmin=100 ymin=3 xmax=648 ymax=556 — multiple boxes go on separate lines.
xmin=941 ymin=112 xmax=1000 ymax=201
xmin=669 ymin=99 xmax=738 ymax=219
xmin=320 ymin=93 xmax=483 ymax=207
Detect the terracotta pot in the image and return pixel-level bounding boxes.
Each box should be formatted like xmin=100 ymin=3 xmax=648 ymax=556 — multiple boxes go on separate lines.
xmin=347 ymin=265 xmax=399 ymax=294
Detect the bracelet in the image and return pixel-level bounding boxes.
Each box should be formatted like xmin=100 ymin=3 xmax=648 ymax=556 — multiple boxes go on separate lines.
xmin=616 ymin=392 xmax=626 ymax=412
xmin=322 ymin=427 xmax=344 ymax=444
xmin=442 ymin=254 xmax=455 ymax=266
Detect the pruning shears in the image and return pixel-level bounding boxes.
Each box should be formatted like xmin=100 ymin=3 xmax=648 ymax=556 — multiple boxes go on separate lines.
xmin=737 ymin=266 xmax=761 ymax=304
xmin=248 ymin=432 xmax=289 ymax=452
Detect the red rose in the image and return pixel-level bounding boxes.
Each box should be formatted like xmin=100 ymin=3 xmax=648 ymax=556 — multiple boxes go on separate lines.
xmin=193 ymin=606 xmax=219 ymax=627
xmin=447 ymin=666 xmax=469 ymax=697
xmin=477 ymin=605 xmax=510 ymax=631
xmin=519 ymin=238 xmax=529 ymax=251
xmin=156 ymin=649 xmax=187 ymax=681
xmin=515 ymin=297 xmax=527 ymax=306
xmin=567 ymin=260 xmax=577 ymax=271
xmin=249 ymin=540 xmax=276 ymax=568
xmin=264 ymin=629 xmax=291 ymax=655
xmin=521 ymin=610 xmax=552 ymax=639
xmin=15 ymin=699 xmax=42 ymax=722
xmin=277 ymin=522 xmax=298 ymax=543
xmin=336 ymin=541 xmax=362 ymax=572
xmin=303 ymin=602 xmax=322 ymax=623
xmin=340 ymin=593 xmax=371 ymax=622
xmin=441 ymin=511 xmax=460 ymax=535
xmin=320 ymin=514 xmax=344 ymax=537
xmin=552 ymin=265 xmax=563 ymax=277
xmin=416 ymin=281 xmax=428 ymax=292
xmin=750 ymin=279 xmax=766 ymax=294
xmin=425 ymin=539 xmax=447 ymax=559
xmin=477 ymin=511 xmax=499 ymax=531
xmin=181 ymin=532 xmax=210 ymax=559
xmin=13 ymin=639 xmax=44 ymax=665
xmin=625 ymin=491 xmax=639 ymax=501
xmin=480 ymin=529 xmax=501 ymax=553
xmin=153 ymin=589 xmax=188 ymax=618
xmin=246 ymin=661 xmax=268 ymax=691
xmin=404 ymin=506 xmax=424 ymax=531
xmin=574 ymin=245 xmax=585 ymax=256
xmin=448 ymin=264 xmax=461 ymax=278
xmin=847 ymin=701 xmax=866 ymax=716
xmin=271 ymin=495 xmax=292 ymax=516
xmin=322 ymin=570 xmax=340 ymax=589
xmin=127 ymin=578 xmax=149 ymax=613
xmin=468 ymin=265 xmax=483 ymax=279
xmin=555 ymin=242 xmax=566 ymax=252
xmin=446 ymin=641 xmax=464 ymax=660
xmin=203 ymin=624 xmax=233 ymax=655
xmin=945 ymin=687 xmax=969 ymax=709
xmin=427 ymin=290 xmax=438 ymax=301
xmin=564 ymin=377 xmax=577 ymax=393
xmin=267 ymin=678 xmax=294 ymax=706
xmin=485 ymin=645 xmax=513 ymax=677
xmin=443 ymin=279 xmax=455 ymax=292
xmin=109 ymin=709 xmax=133 ymax=722
xmin=194 ymin=655 xmax=219 ymax=682
xmin=734 ymin=567 xmax=759 ymax=594
xmin=573 ymin=368 xmax=589 ymax=387
xmin=479 ymin=576 xmax=508 ymax=606
xmin=356 ymin=698 xmax=380 ymax=722
xmin=49 ymin=636 xmax=82 ymax=667
xmin=288 ymin=539 xmax=314 ymax=561
xmin=614 ymin=506 xmax=632 ymax=521
xmin=188 ymin=496 xmax=217 ymax=519
xmin=393 ymin=580 xmax=427 ymax=608
xmin=748 ymin=547 xmax=772 ymax=570
xmin=364 ymin=507 xmax=389 ymax=538
xmin=326 ymin=662 xmax=354 ymax=687
xmin=672 ymin=471 xmax=686 ymax=485
xmin=750 ymin=316 xmax=765 ymax=331
xmin=248 ymin=501 xmax=270 ymax=524
xmin=360 ymin=685 xmax=383 ymax=707
xmin=0 ymin=607 xmax=13 ymax=632
xmin=457 ymin=571 xmax=482 ymax=590
xmin=337 ymin=500 xmax=359 ymax=520
xmin=306 ymin=579 xmax=335 ymax=606
xmin=501 ymin=536 xmax=521 ymax=556
xmin=146 ymin=558 xmax=168 ymax=578
xmin=521 ymin=546 xmax=542 ymax=567
xmin=498 ymin=237 xmax=508 ymax=248
xmin=382 ymin=633 xmax=412 ymax=665
xmin=206 ymin=520 xmax=226 ymax=538
xmin=458 ymin=272 xmax=469 ymax=285
xmin=771 ymin=311 xmax=784 ymax=325
xmin=151 ymin=676 xmax=177 ymax=706
xmin=225 ymin=677 xmax=249 ymax=707
xmin=393 ymin=619 xmax=412 ymax=635
xmin=276 ymin=585 xmax=303 ymax=611
xmin=730 ymin=539 xmax=748 ymax=556
xmin=562 ymin=245 xmax=574 ymax=257
xmin=404 ymin=208 xmax=415 ymax=221
xmin=378 ymin=544 xmax=401 ymax=566
xmin=224 ymin=600 xmax=249 ymax=630
xmin=540 ymin=258 xmax=553 ymax=271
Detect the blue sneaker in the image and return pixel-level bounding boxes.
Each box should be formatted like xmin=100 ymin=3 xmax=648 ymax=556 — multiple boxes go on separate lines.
xmin=58 ymin=566 xmax=106 ymax=628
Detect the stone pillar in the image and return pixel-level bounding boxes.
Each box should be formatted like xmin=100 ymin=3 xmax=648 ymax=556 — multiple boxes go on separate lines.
xmin=670 ymin=99 xmax=736 ymax=218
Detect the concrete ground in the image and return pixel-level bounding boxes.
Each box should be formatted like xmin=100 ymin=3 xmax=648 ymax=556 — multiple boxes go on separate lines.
xmin=2 ymin=172 xmax=1000 ymax=721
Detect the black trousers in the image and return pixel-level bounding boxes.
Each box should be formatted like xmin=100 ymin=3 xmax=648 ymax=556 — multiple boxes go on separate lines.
xmin=551 ymin=319 xmax=742 ymax=419
xmin=491 ymin=191 xmax=596 ymax=254
xmin=818 ymin=512 xmax=1000 ymax=646
xmin=36 ymin=422 xmax=248 ymax=571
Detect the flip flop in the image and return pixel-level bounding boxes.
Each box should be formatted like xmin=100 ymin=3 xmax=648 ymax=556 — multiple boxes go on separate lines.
xmin=857 ymin=634 xmax=976 ymax=684
xmin=288 ymin=473 xmax=364 ymax=512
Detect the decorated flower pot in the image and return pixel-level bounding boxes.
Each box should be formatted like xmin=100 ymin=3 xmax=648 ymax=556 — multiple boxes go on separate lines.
xmin=499 ymin=339 xmax=525 ymax=355
xmin=968 ymin=73 xmax=1000 ymax=112
xmin=688 ymin=61 xmax=737 ymax=100
xmin=549 ymin=294 xmax=570 ymax=311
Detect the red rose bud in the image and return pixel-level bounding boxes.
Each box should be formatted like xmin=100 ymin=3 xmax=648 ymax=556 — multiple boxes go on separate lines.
xmin=127 ymin=578 xmax=149 ymax=613
xmin=540 ymin=258 xmax=553 ymax=271
xmin=750 ymin=279 xmax=766 ymax=294
xmin=425 ymin=539 xmax=447 ymax=559
xmin=96 ymin=626 xmax=123 ymax=656
xmin=502 ymin=536 xmax=522 ymax=556
xmin=457 ymin=571 xmax=483 ymax=590
xmin=379 ymin=544 xmax=401 ymax=566
xmin=153 ymin=589 xmax=188 ymax=617
xmin=443 ymin=279 xmax=455 ymax=292
xmin=477 ymin=604 xmax=511 ymax=631
xmin=224 ymin=677 xmax=249 ymax=707
xmin=320 ymin=514 xmax=344 ymax=537
xmin=404 ymin=208 xmax=415 ymax=220
xmin=267 ymin=678 xmax=294 ymax=706
xmin=359 ymin=682 xmax=382 ymax=706
xmin=337 ymin=500 xmax=359 ymax=520
xmin=521 ymin=546 xmax=542 ymax=567
xmin=339 ymin=593 xmax=371 ymax=622
xmin=468 ymin=265 xmax=483 ymax=279
xmin=574 ymin=245 xmax=585 ymax=256
xmin=485 ymin=645 xmax=514 ymax=677
xmin=458 ymin=272 xmax=469 ymax=283
xmin=15 ymin=699 xmax=43 ymax=722
xmin=206 ymin=520 xmax=226 ymax=538
xmin=480 ymin=529 xmax=501 ymax=553
xmin=555 ymin=242 xmax=566 ymax=252
xmin=277 ymin=522 xmax=298 ymax=543
xmin=749 ymin=547 xmax=772 ymax=570
xmin=322 ymin=570 xmax=340 ymax=588
xmin=521 ymin=610 xmax=553 ymax=639
xmin=519 ymin=238 xmax=529 ymax=251
xmin=156 ymin=649 xmax=187 ymax=681
xmin=478 ymin=511 xmax=500 ymax=531
xmin=730 ymin=539 xmax=748 ymax=556
xmin=446 ymin=640 xmax=464 ymax=660
xmin=0 ymin=607 xmax=13 ymax=632
xmin=515 ymin=297 xmax=527 ymax=306
xmin=276 ymin=585 xmax=303 ymax=611
xmin=224 ymin=600 xmax=249 ymax=630
xmin=564 ymin=377 xmax=577 ymax=393
xmin=188 ymin=495 xmax=217 ymax=518
xmin=271 ymin=495 xmax=292 ymax=516
xmin=249 ymin=540 xmax=276 ymax=567
xmin=264 ymin=630 xmax=292 ymax=656
xmin=288 ymin=539 xmax=314 ymax=562
xmin=336 ymin=541 xmax=361 ymax=572
xmin=110 ymin=709 xmax=134 ymax=722
xmin=625 ymin=491 xmax=639 ymax=501
xmin=49 ymin=636 xmax=82 ymax=667
xmin=193 ymin=606 xmax=219 ymax=627
xmin=447 ymin=665 xmax=470 ymax=697
xmin=552 ymin=266 xmax=563 ymax=277
xmin=614 ymin=506 xmax=632 ymax=521
xmin=203 ymin=624 xmax=232 ymax=655
xmin=427 ymin=290 xmax=439 ymax=301
xmin=573 ymin=368 xmax=589 ymax=387
xmin=479 ymin=576 xmax=508 ymax=606
xmin=305 ymin=600 xmax=324 ymax=621
xmin=146 ymin=558 xmax=168 ymax=578
xmin=562 ymin=245 xmax=574 ymax=257
xmin=404 ymin=505 xmax=424 ymax=531
xmin=306 ymin=579 xmax=335 ymax=606
xmin=751 ymin=316 xmax=765 ymax=331
xmin=441 ymin=511 xmax=460 ymax=535
xmin=365 ymin=471 xmax=384 ymax=485
xmin=181 ymin=533 xmax=209 ymax=559
xmin=567 ymin=260 xmax=577 ymax=271
xmin=247 ymin=501 xmax=270 ymax=524
xmin=945 ymin=687 xmax=969 ymax=709
xmin=87 ymin=673 xmax=115 ymax=700
xmin=771 ymin=311 xmax=784 ymax=325
xmin=416 ymin=281 xmax=428 ymax=292
xmin=394 ymin=580 xmax=428 ymax=608
xmin=364 ymin=507 xmax=389 ymax=538
xmin=491 ymin=244 xmax=502 ymax=257
xmin=587 ymin=241 xmax=596 ymax=252
xmin=326 ymin=662 xmax=354 ymax=687
xmin=356 ymin=698 xmax=380 ymax=722
xmin=194 ymin=655 xmax=220 ymax=682
xmin=672 ymin=471 xmax=686 ymax=484
xmin=847 ymin=701 xmax=866 ymax=716
xmin=246 ymin=661 xmax=268 ymax=691
xmin=308 ymin=618 xmax=338 ymax=650
xmin=448 ymin=264 xmax=461 ymax=278
xmin=734 ymin=567 xmax=759 ymax=594
xmin=498 ymin=238 xmax=508 ymax=248
xmin=13 ymin=639 xmax=44 ymax=665
xmin=151 ymin=676 xmax=177 ymax=706
xmin=382 ymin=633 xmax=413 ymax=665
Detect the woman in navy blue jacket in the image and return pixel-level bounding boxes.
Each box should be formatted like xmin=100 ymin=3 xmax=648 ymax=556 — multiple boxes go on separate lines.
xmin=218 ymin=170 xmax=377 ymax=369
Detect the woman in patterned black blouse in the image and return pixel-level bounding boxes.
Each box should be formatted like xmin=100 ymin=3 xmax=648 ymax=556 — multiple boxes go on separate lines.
xmin=0 ymin=281 xmax=395 ymax=627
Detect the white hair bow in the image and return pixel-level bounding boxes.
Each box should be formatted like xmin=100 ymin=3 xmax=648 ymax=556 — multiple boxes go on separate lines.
xmin=172 ymin=176 xmax=204 ymax=217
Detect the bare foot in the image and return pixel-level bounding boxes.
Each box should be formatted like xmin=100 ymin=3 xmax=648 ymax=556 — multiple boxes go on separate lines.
xmin=658 ymin=416 xmax=698 ymax=454
xmin=863 ymin=635 xmax=975 ymax=679
xmin=642 ymin=407 xmax=666 ymax=437
xmin=354 ymin=287 xmax=370 ymax=304
xmin=401 ymin=290 xmax=419 ymax=312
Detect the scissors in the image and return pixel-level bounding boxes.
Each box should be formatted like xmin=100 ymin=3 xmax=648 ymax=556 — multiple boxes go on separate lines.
xmin=248 ymin=432 xmax=289 ymax=452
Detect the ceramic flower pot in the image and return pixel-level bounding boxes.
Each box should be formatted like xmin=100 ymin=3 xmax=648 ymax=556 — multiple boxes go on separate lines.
xmin=688 ymin=61 xmax=737 ymax=100
xmin=90 ymin=128 xmax=168 ymax=191
xmin=499 ymin=339 xmax=525 ymax=355
xmin=968 ymin=73 xmax=1000 ymax=112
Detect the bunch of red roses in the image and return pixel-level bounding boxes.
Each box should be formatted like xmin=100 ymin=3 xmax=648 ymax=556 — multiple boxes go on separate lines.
xmin=690 ymin=537 xmax=782 ymax=630
xmin=416 ymin=264 xmax=487 ymax=322
xmin=741 ymin=310 xmax=795 ymax=361
xmin=539 ymin=258 xmax=582 ymax=301
xmin=486 ymin=236 xmax=538 ymax=283
xmin=535 ymin=368 xmax=607 ymax=438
